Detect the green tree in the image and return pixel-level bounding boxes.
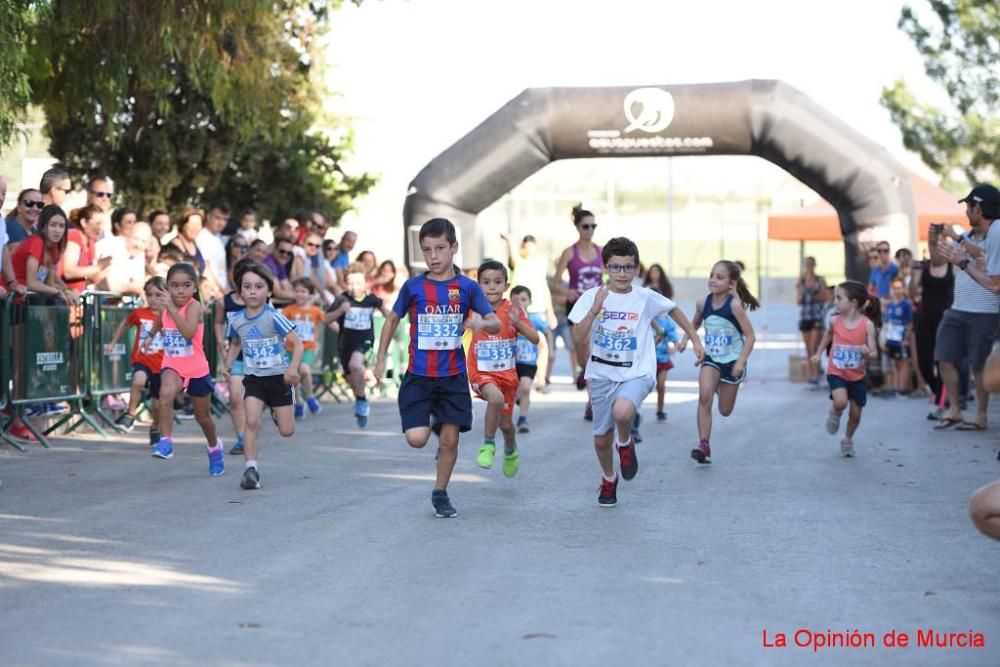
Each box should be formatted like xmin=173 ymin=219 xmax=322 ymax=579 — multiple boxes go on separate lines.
xmin=881 ymin=0 xmax=1000 ymax=186
xmin=0 ymin=1 xmax=35 ymax=146
xmin=28 ymin=0 xmax=371 ymax=219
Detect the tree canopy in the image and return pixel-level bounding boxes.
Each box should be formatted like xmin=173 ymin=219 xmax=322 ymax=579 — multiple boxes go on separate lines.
xmin=881 ymin=0 xmax=999 ymax=187
xmin=1 ymin=1 xmax=372 ymax=222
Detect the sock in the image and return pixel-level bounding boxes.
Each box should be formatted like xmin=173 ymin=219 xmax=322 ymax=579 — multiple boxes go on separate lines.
xmin=484 ymin=436 xmax=496 ymax=447
xmin=245 ymin=460 xmax=257 ymax=470
xmin=356 ymin=394 xmax=366 ymax=402
xmin=208 ymin=441 xmax=223 ymax=452
xmin=603 ymin=472 xmax=618 ymax=483
xmin=504 ymin=436 xmax=517 ymax=455
xmin=700 ymin=439 xmax=709 ymax=446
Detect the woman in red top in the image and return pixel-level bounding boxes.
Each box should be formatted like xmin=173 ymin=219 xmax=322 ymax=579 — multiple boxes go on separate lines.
xmin=63 ymin=204 xmax=112 ymax=292
xmin=10 ymin=205 xmax=78 ymax=304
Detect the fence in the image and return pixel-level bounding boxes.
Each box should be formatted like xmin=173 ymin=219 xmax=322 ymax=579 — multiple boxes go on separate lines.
xmin=1 ymin=294 xmax=410 ymax=450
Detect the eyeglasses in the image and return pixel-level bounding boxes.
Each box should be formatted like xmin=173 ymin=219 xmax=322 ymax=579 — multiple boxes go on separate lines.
xmin=275 ymin=248 xmax=291 ymax=256
xmin=607 ymin=263 xmax=636 ymax=274
xmin=21 ymin=200 xmax=44 ymax=209
xmin=305 ymin=242 xmax=321 ymax=249
xmin=232 ymin=244 xmax=248 ymax=252
xmin=91 ymin=191 xmax=113 ymax=199
xmin=579 ymin=224 xmax=597 ymax=231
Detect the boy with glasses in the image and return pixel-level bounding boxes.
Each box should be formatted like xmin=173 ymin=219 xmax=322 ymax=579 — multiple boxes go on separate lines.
xmin=569 ymin=237 xmax=702 ymax=507
xmin=868 ymin=242 xmax=899 ymax=299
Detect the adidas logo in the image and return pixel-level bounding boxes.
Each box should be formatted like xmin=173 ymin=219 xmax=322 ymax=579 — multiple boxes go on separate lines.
xmin=247 ymin=325 xmax=263 ymax=337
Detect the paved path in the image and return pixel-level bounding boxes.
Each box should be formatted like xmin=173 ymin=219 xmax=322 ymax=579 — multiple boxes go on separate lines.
xmin=1 ymin=347 xmax=998 ymax=666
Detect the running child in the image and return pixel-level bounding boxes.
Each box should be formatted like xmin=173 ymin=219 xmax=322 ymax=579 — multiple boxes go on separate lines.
xmin=325 ymin=263 xmax=389 ymax=428
xmin=569 ymin=237 xmax=702 ymax=507
xmin=109 ymin=277 xmax=167 ymax=446
xmin=223 ymin=261 xmax=303 ymax=489
xmin=468 ymin=267 xmax=539 ymax=477
xmin=811 ymin=281 xmax=880 ymax=457
xmin=141 ymin=263 xmax=225 ymax=475
xmin=651 ymin=313 xmax=680 ymax=421
xmin=374 ymin=218 xmax=499 ymax=518
xmin=215 ymin=259 xmax=248 ymax=455
xmin=283 ymin=278 xmax=325 ymax=420
xmin=678 ymin=260 xmax=759 ymax=464
xmin=882 ymin=276 xmax=914 ymax=397
xmin=510 ymin=285 xmax=539 ymax=433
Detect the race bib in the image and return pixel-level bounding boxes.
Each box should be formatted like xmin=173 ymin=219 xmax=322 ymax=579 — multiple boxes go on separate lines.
xmin=476 ymin=339 xmax=515 ymax=372
xmin=139 ymin=320 xmax=164 ymax=353
xmin=37 ymin=267 xmax=49 ymax=283
xmin=297 ymin=319 xmax=316 ymax=342
xmin=162 ymin=328 xmax=193 ymax=358
xmin=831 ymin=344 xmax=864 ymax=370
xmin=704 ymin=327 xmax=734 ymax=357
xmin=516 ymin=337 xmax=539 ymax=364
xmin=416 ymin=313 xmax=463 ymax=350
xmin=243 ymin=335 xmax=284 ymax=371
xmin=344 ymin=307 xmax=374 ymax=331
xmin=885 ymin=322 xmax=905 ymax=344
xmin=592 ymin=324 xmax=637 ymax=367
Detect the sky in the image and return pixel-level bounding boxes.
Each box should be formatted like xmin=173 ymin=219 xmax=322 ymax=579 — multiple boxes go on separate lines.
xmin=321 ymin=0 xmax=946 ymax=256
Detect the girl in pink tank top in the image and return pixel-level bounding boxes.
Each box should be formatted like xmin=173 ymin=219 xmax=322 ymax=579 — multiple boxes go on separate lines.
xmin=142 ymin=263 xmax=225 ymax=474
xmin=812 ymin=281 xmax=881 ymax=458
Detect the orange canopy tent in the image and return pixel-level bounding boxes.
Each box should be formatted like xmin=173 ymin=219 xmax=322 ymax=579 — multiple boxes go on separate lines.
xmin=768 ymin=173 xmax=966 ymax=242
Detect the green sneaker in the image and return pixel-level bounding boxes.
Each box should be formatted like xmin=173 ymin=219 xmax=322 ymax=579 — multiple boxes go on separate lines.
xmin=502 ymin=450 xmax=519 ymax=478
xmin=476 ymin=443 xmax=496 ymax=469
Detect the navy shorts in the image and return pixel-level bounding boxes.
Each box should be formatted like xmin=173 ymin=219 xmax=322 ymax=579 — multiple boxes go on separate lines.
xmin=702 ymin=355 xmax=746 ymax=384
xmin=885 ymin=342 xmax=908 ymax=360
xmin=185 ymin=374 xmax=214 ymax=398
xmin=132 ymin=363 xmax=161 ymax=399
xmin=827 ymin=374 xmax=867 ymax=407
xmin=515 ymin=363 xmax=537 ymax=380
xmin=398 ymin=372 xmax=473 ymax=434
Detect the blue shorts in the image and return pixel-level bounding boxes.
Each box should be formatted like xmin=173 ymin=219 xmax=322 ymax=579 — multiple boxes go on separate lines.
xmin=527 ymin=312 xmax=550 ymax=334
xmin=702 ymin=356 xmax=746 ymax=384
xmin=827 ymin=374 xmax=867 ymax=407
xmin=132 ymin=363 xmax=161 ymax=399
xmin=185 ymin=374 xmax=215 ymax=398
xmin=398 ymin=372 xmax=473 ymax=434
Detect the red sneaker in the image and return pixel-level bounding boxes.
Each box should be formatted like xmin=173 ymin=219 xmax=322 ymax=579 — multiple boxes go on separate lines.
xmin=598 ymin=476 xmax=618 ymax=507
xmin=9 ymin=423 xmax=38 ymax=442
xmin=691 ymin=440 xmax=712 ymax=464
xmin=617 ymin=439 xmax=638 ymax=480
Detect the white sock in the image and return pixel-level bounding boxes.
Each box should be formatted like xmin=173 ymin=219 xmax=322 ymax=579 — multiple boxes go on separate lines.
xmin=245 ymin=460 xmax=257 ymax=470
xmin=603 ymin=472 xmax=618 ymax=483
xmin=208 ymin=441 xmax=223 ymax=452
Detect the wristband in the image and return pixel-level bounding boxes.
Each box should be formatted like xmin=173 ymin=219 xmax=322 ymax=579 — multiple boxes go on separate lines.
xmin=958 ymin=258 xmax=970 ymax=271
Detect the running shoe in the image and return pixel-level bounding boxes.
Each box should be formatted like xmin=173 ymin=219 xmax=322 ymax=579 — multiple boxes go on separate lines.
xmin=8 ymin=423 xmax=38 ymax=442
xmin=584 ymin=402 xmax=593 ymax=421
xmin=617 ymin=439 xmax=638 ymax=480
xmin=840 ymin=438 xmax=855 ymax=458
xmin=431 ymin=489 xmax=457 ymax=518
xmin=152 ymin=437 xmax=174 ymax=459
xmin=44 ymin=402 xmax=70 ymax=415
xmin=207 ymin=443 xmax=225 ymax=476
xmin=115 ymin=413 xmax=136 ymax=433
xmin=826 ymin=410 xmax=842 ymax=435
xmin=294 ymin=404 xmax=306 ymax=421
xmin=177 ymin=405 xmax=195 ymax=421
xmin=656 ymin=411 xmax=667 ymax=421
xmin=691 ymin=440 xmax=712 ymax=464
xmin=576 ymin=372 xmax=587 ymax=391
xmin=307 ymin=396 xmax=322 ymax=416
xmin=476 ymin=443 xmax=496 ymax=469
xmin=24 ymin=404 xmax=47 ymax=418
xmin=503 ymin=450 xmax=519 ymax=478
xmin=229 ymin=434 xmax=245 ymax=456
xmin=355 ymin=398 xmax=370 ymax=428
xmin=241 ymin=466 xmax=261 ymax=490
xmin=598 ymin=476 xmax=618 ymax=507
xmin=103 ymin=395 xmax=127 ymax=411
xmin=517 ymin=416 xmax=529 ymax=433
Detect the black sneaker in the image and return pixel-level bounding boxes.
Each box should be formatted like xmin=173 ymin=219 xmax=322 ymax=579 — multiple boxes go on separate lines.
xmin=584 ymin=402 xmax=593 ymax=421
xmin=115 ymin=413 xmax=135 ymax=433
xmin=241 ymin=466 xmax=261 ymax=490
xmin=431 ymin=489 xmax=457 ymax=518
xmin=149 ymin=429 xmax=160 ymax=449
xmin=617 ymin=439 xmax=638 ymax=480
xmin=598 ymin=476 xmax=618 ymax=507
xmin=656 ymin=411 xmax=667 ymax=421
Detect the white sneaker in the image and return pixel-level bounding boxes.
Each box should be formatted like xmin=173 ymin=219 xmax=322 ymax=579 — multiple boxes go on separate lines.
xmin=826 ymin=411 xmax=842 ymax=435
xmin=840 ymin=438 xmax=855 ymax=458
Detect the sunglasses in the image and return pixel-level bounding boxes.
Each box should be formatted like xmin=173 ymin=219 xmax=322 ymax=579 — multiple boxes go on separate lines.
xmin=579 ymin=224 xmax=597 ymax=231
xmin=232 ymin=244 xmax=248 ymax=251
xmin=91 ymin=191 xmax=113 ymax=199
xmin=21 ymin=200 xmax=44 ymax=209
xmin=275 ymin=248 xmax=291 ymax=256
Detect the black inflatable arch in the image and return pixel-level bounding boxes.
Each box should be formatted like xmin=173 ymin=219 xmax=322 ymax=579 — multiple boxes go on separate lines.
xmin=403 ymin=79 xmax=917 ymax=281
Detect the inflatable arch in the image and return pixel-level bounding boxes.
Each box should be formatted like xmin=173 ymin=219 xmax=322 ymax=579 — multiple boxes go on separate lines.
xmin=403 ymin=80 xmax=917 ymax=281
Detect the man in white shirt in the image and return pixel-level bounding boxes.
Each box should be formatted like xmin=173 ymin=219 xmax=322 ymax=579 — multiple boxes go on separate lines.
xmin=197 ymin=201 xmax=230 ymax=291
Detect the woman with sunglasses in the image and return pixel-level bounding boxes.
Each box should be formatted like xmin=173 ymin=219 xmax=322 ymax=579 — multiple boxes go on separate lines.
xmin=302 ymin=232 xmax=339 ymax=305
xmin=170 ymin=209 xmax=223 ymax=298
xmin=555 ymin=204 xmax=604 ymax=415
xmin=3 ymin=189 xmax=44 ymax=288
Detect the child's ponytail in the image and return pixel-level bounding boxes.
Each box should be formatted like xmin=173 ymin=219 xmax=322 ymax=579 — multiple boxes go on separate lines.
xmin=716 ymin=260 xmax=760 ymax=311
xmin=863 ymin=295 xmax=882 ymax=329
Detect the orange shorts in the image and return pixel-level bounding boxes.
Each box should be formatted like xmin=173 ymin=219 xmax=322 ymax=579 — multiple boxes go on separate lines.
xmin=469 ymin=371 xmax=518 ymax=417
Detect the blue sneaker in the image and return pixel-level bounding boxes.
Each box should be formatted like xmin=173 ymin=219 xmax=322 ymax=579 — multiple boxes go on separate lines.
xmin=229 ymin=434 xmax=244 ymax=456
xmin=45 ymin=402 xmax=70 ymax=415
xmin=152 ymin=437 xmax=174 ymax=459
xmin=208 ymin=443 xmax=225 ymax=476
xmin=294 ymin=404 xmax=306 ymax=421
xmin=307 ymin=396 xmax=322 ymax=416
xmin=355 ymin=398 xmax=369 ymax=428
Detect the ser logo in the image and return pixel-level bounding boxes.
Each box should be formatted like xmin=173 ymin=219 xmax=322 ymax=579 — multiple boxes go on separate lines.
xmin=623 ymin=88 xmax=675 ymax=134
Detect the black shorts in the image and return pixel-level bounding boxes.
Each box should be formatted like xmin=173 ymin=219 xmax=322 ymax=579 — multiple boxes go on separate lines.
xmin=398 ymin=372 xmax=472 ymax=434
xmin=885 ymin=342 xmax=908 ymax=360
xmin=701 ymin=355 xmax=747 ymax=384
xmin=827 ymin=374 xmax=868 ymax=407
xmin=340 ymin=341 xmax=373 ymax=373
xmin=515 ymin=363 xmax=537 ymax=380
xmin=243 ymin=374 xmax=294 ymax=408
xmin=133 ymin=363 xmax=161 ymax=399
xmin=798 ymin=319 xmax=823 ymax=332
